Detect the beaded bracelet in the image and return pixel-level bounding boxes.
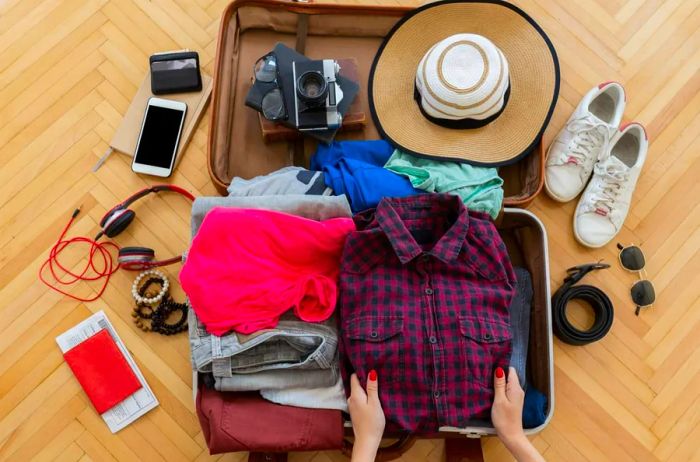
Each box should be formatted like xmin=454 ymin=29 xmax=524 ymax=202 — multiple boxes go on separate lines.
xmin=132 ymin=277 xmax=162 ymax=319
xmin=131 ymin=277 xmax=188 ymax=335
xmin=132 ymin=269 xmax=169 ymax=305
xmin=150 ymin=298 xmax=189 ymax=335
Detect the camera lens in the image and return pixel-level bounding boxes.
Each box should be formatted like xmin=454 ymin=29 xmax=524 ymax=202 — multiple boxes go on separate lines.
xmin=297 ymin=71 xmax=328 ymax=106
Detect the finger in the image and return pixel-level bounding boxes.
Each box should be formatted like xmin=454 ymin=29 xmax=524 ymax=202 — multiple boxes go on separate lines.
xmin=350 ymin=373 xmax=367 ymax=402
xmin=505 ymin=367 xmax=521 ymax=398
xmin=493 ymin=366 xmax=506 ymax=401
xmin=366 ymin=369 xmax=379 ymax=404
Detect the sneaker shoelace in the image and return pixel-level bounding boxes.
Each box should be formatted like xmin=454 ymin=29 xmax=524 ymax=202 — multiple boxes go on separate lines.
xmin=587 ymin=160 xmax=629 ymax=217
xmin=562 ymin=115 xmax=612 ymax=167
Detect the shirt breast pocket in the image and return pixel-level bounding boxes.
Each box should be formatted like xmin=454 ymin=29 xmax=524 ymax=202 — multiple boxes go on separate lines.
xmin=459 ymin=315 xmax=512 ymax=388
xmin=343 ymin=316 xmax=404 ymax=384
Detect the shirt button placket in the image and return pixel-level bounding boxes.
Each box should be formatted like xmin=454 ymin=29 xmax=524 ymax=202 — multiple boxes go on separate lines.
xmin=421 ymin=255 xmax=444 ymax=426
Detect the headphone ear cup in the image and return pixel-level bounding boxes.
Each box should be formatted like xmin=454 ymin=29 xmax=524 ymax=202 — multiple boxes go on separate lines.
xmin=104 ymin=209 xmax=136 ymax=238
xmin=118 ymin=247 xmax=156 ymax=270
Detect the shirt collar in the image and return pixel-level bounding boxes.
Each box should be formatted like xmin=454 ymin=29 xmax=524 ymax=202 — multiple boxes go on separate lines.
xmin=376 ymin=195 xmax=470 ymax=265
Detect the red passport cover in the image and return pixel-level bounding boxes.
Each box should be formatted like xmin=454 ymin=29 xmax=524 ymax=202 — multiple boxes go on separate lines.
xmin=63 ymin=329 xmax=142 ymax=414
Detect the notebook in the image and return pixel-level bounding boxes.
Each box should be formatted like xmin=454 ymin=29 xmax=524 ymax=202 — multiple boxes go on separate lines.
xmin=93 ymin=71 xmax=212 ymax=171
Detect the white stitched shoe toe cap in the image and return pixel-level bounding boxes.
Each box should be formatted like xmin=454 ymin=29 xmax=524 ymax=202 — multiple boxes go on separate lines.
xmin=545 ymin=165 xmax=585 ymax=202
xmin=575 ymin=213 xmax=617 ymax=247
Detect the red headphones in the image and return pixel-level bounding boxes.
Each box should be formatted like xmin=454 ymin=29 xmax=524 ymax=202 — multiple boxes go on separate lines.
xmin=97 ymin=184 xmax=195 ymax=270
xmin=40 ymin=184 xmax=195 ymax=302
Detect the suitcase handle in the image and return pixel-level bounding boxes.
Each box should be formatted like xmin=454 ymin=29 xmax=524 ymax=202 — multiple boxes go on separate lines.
xmin=341 ymin=435 xmax=485 ymax=461
xmin=342 ymin=434 xmax=416 ymax=462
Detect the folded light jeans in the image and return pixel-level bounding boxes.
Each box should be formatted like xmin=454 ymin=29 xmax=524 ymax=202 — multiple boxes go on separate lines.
xmin=188 ymin=194 xmax=352 ymax=405
xmin=189 ymin=309 xmax=339 ymax=391
xmin=260 ymin=375 xmax=348 ymax=412
xmin=214 ymin=367 xmax=339 ymax=392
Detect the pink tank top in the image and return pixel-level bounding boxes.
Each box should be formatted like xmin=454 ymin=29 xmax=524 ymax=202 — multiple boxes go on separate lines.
xmin=180 ymin=207 xmax=355 ymax=335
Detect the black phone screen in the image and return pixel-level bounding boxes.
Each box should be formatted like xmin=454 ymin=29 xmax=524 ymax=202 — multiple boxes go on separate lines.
xmin=134 ymin=105 xmax=185 ymax=168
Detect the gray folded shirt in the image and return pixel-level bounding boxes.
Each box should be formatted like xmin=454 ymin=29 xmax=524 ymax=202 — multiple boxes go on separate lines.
xmin=227 ymin=166 xmax=332 ymax=197
xmin=190 ymin=194 xmax=352 ymax=237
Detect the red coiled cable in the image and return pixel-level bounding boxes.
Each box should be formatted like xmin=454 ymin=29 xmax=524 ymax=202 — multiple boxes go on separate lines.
xmin=38 ymin=207 xmax=120 ymax=302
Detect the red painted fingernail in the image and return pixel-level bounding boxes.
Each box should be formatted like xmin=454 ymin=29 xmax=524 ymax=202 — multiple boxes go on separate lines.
xmin=369 ymin=369 xmax=377 ymax=381
xmin=495 ymin=367 xmax=504 ymax=379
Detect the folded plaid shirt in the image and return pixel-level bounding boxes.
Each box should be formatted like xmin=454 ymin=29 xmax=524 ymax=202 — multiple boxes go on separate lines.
xmin=339 ymin=194 xmax=515 ymax=432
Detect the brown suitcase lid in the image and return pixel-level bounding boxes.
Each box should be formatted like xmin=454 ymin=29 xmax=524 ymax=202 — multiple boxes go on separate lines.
xmin=207 ymin=0 xmax=545 ymax=207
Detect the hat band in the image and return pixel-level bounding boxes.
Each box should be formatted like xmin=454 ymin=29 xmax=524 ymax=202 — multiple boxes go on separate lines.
xmin=413 ymin=82 xmax=511 ymax=129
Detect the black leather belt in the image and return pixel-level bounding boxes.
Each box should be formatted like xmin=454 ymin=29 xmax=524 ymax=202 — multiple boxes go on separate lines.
xmin=552 ymin=263 xmax=614 ymax=346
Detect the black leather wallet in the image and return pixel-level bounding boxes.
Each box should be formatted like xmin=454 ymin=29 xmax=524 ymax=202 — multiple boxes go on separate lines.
xmin=150 ymin=51 xmax=202 ymax=95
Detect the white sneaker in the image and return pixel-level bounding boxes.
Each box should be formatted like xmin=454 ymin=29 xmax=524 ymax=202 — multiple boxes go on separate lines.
xmin=574 ymin=122 xmax=648 ymax=248
xmin=545 ymin=82 xmax=626 ymax=202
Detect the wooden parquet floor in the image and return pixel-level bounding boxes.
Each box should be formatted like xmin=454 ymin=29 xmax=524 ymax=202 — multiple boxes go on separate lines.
xmin=0 ymin=0 xmax=698 ymax=460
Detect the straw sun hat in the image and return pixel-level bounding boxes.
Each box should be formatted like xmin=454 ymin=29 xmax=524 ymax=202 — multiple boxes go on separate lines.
xmin=369 ymin=0 xmax=560 ymax=166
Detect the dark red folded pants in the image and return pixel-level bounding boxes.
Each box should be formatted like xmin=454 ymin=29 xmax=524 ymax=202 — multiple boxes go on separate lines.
xmin=196 ymin=384 xmax=344 ymax=454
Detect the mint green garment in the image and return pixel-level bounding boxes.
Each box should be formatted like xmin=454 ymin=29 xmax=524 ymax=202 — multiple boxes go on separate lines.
xmin=384 ymin=150 xmax=504 ymax=219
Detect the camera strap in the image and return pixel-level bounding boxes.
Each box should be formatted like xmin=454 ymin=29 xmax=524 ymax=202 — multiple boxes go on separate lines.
xmin=289 ymin=14 xmax=310 ymax=165
xmin=295 ymin=14 xmax=309 ymax=53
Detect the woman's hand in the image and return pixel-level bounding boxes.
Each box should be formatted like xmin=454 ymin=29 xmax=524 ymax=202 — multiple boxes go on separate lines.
xmin=348 ymin=370 xmax=385 ymax=462
xmin=492 ymin=366 xmax=526 ymax=445
xmin=492 ymin=366 xmax=544 ymax=462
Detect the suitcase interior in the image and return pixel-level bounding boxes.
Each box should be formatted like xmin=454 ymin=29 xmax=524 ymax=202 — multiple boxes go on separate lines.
xmin=190 ymin=209 xmax=554 ymax=437
xmin=494 ymin=209 xmax=553 ymax=434
xmin=207 ymin=0 xmax=553 ymax=436
xmin=208 ymin=1 xmax=545 ymax=206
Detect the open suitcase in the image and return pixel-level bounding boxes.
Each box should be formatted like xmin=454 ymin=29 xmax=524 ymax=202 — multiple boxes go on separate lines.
xmin=204 ymin=0 xmax=554 ymax=459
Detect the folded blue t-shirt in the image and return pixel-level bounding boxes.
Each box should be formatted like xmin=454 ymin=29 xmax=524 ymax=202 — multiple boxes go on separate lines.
xmin=310 ymin=140 xmax=421 ymax=213
xmin=522 ymin=384 xmax=548 ymax=429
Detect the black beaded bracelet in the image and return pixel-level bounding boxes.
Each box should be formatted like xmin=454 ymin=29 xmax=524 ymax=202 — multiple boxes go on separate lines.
xmin=131 ymin=278 xmax=187 ymax=335
xmin=150 ymin=297 xmax=188 ymax=335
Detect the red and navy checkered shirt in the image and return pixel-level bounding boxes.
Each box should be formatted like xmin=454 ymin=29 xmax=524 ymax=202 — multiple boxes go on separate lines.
xmin=339 ymin=194 xmax=515 ymax=432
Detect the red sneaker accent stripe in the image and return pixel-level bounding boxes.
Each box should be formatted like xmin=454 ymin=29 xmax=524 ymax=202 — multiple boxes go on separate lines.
xmin=619 ymin=121 xmax=648 ymax=140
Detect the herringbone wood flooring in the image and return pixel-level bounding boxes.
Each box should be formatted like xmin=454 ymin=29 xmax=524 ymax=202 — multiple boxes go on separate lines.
xmin=0 ymin=0 xmax=698 ymax=460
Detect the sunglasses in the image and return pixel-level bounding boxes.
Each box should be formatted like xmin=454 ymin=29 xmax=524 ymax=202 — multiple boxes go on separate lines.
xmin=253 ymin=53 xmax=287 ymax=122
xmin=617 ymin=243 xmax=655 ymax=315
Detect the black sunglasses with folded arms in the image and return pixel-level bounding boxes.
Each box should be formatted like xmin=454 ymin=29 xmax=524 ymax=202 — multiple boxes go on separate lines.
xmin=617 ymin=243 xmax=655 ymax=315
xmin=253 ymin=53 xmax=287 ymax=122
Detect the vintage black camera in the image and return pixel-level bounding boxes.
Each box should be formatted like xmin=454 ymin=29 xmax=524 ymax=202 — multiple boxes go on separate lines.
xmin=292 ymin=59 xmax=343 ymax=130
xmin=245 ymin=43 xmax=358 ymax=143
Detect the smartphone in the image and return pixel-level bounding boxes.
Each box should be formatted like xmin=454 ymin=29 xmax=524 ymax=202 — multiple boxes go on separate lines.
xmin=131 ymin=97 xmax=187 ymax=177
